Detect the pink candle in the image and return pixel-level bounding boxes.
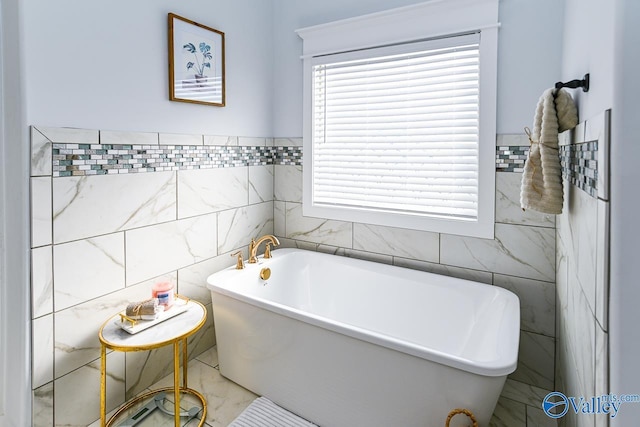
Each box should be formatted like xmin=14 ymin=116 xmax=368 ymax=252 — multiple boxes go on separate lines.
xmin=152 ymin=282 xmax=174 ymax=309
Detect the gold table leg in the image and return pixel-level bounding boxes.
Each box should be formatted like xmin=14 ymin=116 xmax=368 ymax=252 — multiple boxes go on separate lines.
xmin=174 ymin=341 xmax=180 ymax=427
xmin=100 ymin=344 xmax=107 ymax=427
xmin=182 ymin=338 xmax=188 ymax=389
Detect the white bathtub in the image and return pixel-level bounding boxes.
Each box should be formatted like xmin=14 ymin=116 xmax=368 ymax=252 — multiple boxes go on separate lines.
xmin=206 ymin=248 xmax=519 ymax=427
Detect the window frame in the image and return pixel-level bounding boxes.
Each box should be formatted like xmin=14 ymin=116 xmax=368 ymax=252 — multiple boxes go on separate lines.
xmin=297 ymin=0 xmax=499 ymax=239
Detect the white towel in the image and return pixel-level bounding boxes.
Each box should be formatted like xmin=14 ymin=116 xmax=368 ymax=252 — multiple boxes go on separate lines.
xmin=520 ymin=88 xmax=578 ymax=214
xmin=228 ymin=397 xmax=318 ymax=427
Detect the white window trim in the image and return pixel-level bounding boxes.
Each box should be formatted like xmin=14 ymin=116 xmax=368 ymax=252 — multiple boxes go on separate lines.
xmin=297 ymin=0 xmax=499 ymax=239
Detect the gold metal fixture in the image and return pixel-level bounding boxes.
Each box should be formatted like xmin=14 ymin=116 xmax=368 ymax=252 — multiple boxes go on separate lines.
xmin=98 ymin=295 xmax=207 ymax=427
xmin=231 ymin=251 xmax=244 ymax=269
xmin=259 ymin=267 xmax=271 ymax=280
xmin=264 ymin=243 xmax=272 ymax=259
xmin=248 ymin=235 xmax=280 ymax=263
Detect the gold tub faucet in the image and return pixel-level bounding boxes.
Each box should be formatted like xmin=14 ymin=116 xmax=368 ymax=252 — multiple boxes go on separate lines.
xmin=248 ymin=235 xmax=280 ymax=263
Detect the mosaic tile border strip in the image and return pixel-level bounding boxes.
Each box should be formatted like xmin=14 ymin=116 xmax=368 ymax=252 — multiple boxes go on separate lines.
xmin=51 ymin=141 xmax=597 ymax=198
xmin=52 ymin=144 xmax=302 ymax=177
xmin=560 ymin=141 xmax=598 ymax=198
xmin=496 ymin=143 xmax=599 ymax=198
xmin=496 ymin=146 xmax=529 ymax=173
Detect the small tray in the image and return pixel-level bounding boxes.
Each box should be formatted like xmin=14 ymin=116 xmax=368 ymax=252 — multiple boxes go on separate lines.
xmin=115 ymin=298 xmax=190 ymax=335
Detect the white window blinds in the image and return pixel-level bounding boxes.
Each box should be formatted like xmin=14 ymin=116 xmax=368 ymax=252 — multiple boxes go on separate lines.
xmin=311 ymin=33 xmax=481 ymax=220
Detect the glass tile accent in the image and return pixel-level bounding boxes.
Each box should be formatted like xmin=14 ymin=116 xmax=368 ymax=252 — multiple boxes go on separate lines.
xmin=51 ymin=144 xmax=302 ymax=177
xmin=495 ymin=143 xmax=598 ymax=198
xmin=560 ymin=140 xmax=598 ymax=198
xmin=495 ymin=146 xmax=529 ymax=173
xmin=51 ymin=140 xmax=596 ymax=197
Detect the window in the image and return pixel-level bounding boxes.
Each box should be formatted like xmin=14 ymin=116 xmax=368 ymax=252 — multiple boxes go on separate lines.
xmin=298 ymin=0 xmax=499 ymax=238
xmin=312 ymin=34 xmax=481 ymax=220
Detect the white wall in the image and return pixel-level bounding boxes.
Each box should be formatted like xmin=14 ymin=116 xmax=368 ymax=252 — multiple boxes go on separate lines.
xmin=561 ymin=0 xmax=614 ymax=122
xmin=610 ymin=0 xmax=640 ymax=425
xmin=272 ymin=0 xmax=564 ymax=137
xmin=23 ymin=0 xmax=274 ymax=136
xmin=561 ymin=0 xmax=640 ymax=424
xmin=0 ymin=0 xmax=31 ymax=424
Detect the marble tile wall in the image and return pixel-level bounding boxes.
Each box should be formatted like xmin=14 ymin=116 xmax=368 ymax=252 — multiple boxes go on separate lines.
xmin=30 ymin=126 xmax=274 ymax=426
xmin=29 ymin=127 xmax=572 ymax=426
xmin=272 ymin=134 xmax=558 ymax=426
xmin=555 ymin=111 xmax=611 ymax=427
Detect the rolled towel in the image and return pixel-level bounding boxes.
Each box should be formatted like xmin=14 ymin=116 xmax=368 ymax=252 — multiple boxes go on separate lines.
xmin=126 ymin=299 xmax=161 ymax=320
xmin=520 ymin=88 xmax=578 ymax=214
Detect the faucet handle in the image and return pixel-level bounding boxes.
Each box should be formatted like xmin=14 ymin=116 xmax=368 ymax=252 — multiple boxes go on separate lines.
xmin=264 ymin=243 xmax=272 ymax=259
xmin=248 ymin=239 xmax=257 ymax=263
xmin=231 ymin=251 xmax=244 ymax=270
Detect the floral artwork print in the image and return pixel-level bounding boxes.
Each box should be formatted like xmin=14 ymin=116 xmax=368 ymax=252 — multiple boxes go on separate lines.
xmin=184 ymin=42 xmax=212 ymax=77
xmin=169 ymin=13 xmax=225 ymax=106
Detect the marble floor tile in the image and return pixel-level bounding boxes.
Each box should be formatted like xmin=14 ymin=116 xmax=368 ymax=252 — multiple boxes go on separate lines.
xmin=83 ymin=344 xmax=529 ymax=427
xmin=489 ymin=397 xmax=527 ymax=427
xmin=152 ymin=357 xmax=257 ymax=427
xmin=501 ymin=378 xmax=553 ymax=408
xmin=88 ymin=389 xmax=187 ymax=427
xmin=195 ymin=346 xmax=219 ymax=369
xmin=527 ymin=406 xmax=558 ymax=427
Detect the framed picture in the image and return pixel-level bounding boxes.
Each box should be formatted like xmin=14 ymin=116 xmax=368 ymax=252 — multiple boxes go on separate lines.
xmin=168 ymin=13 xmax=225 ymax=106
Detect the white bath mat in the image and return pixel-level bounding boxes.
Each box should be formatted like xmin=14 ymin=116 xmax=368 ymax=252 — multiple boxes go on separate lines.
xmin=228 ymin=397 xmax=318 ymax=427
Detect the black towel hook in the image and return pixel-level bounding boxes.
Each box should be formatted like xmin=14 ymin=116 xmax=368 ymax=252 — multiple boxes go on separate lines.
xmin=555 ymin=74 xmax=590 ymax=92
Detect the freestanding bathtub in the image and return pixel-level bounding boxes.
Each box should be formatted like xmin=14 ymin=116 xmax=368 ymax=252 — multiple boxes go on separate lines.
xmin=206 ymin=248 xmax=519 ymax=427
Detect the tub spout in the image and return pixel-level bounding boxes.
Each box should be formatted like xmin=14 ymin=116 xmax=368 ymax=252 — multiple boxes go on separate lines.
xmin=248 ymin=235 xmax=280 ymax=263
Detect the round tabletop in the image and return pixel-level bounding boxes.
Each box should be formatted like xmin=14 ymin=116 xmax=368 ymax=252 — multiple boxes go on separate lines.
xmin=99 ymin=298 xmax=206 ymax=352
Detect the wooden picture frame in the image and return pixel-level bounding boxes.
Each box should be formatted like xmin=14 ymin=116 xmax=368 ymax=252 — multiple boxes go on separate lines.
xmin=168 ymin=13 xmax=225 ymax=107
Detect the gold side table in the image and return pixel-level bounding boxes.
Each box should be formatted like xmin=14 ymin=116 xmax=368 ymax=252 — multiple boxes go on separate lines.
xmin=98 ymin=296 xmax=207 ymax=427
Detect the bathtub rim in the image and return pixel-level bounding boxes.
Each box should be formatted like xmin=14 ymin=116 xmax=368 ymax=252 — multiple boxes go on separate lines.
xmin=206 ymin=248 xmax=519 ymax=377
